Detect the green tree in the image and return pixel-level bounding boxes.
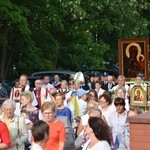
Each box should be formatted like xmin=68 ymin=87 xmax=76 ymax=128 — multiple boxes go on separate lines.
xmin=0 ymin=0 xmax=149 ymax=80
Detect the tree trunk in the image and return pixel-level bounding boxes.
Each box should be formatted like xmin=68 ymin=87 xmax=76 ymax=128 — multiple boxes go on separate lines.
xmin=53 ymin=32 xmax=62 ymax=69
xmin=0 ymin=21 xmax=8 ymax=80
xmin=4 ymin=52 xmax=13 ymax=78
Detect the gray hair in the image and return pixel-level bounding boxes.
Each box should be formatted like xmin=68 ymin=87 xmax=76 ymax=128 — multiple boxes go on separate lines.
xmin=107 ymin=75 xmax=113 ymax=80
xmin=115 ymin=86 xmax=126 ymax=95
xmin=2 ymin=99 xmax=16 ymax=109
xmin=117 ymin=75 xmax=125 ymax=80
xmin=89 ymin=108 xmax=102 ymax=118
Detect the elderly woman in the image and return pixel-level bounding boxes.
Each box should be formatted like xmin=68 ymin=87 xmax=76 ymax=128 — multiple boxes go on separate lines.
xmin=77 ymin=101 xmax=98 ymax=136
xmin=115 ymin=86 xmax=130 ymax=111
xmin=75 ymin=106 xmax=101 ymax=149
xmin=0 ymin=99 xmax=28 ymax=150
xmin=41 ymin=101 xmax=66 ymax=150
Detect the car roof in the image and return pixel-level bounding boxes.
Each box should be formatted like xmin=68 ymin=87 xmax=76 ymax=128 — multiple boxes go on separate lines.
xmin=30 ymin=70 xmax=76 ymax=77
xmin=83 ymin=69 xmax=119 ymax=78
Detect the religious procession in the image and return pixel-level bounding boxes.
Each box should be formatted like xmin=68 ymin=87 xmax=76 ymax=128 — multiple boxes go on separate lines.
xmin=0 ymin=71 xmax=148 ymax=150
xmin=1 ymin=1 xmax=150 ymax=150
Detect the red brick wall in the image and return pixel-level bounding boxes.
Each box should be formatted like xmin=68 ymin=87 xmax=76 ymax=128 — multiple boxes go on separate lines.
xmin=130 ymin=123 xmax=150 ymax=150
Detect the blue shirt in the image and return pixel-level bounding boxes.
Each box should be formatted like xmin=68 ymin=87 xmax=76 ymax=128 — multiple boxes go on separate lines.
xmin=57 ymin=107 xmax=72 ymax=123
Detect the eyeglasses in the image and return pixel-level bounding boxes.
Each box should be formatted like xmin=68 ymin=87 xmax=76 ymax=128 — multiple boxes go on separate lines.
xmin=43 ymin=112 xmax=53 ymax=115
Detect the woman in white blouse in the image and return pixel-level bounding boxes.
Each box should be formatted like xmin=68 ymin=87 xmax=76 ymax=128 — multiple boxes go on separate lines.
xmin=98 ymin=93 xmax=115 ymax=124
xmin=109 ymin=97 xmax=128 ymax=150
xmin=82 ymin=117 xmax=111 ymax=150
xmin=0 ymin=99 xmax=28 ymax=150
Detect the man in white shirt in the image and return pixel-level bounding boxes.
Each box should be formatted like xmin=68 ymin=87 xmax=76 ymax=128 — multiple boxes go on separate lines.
xmin=31 ymin=120 xmax=49 ymax=150
xmin=42 ymin=76 xmax=54 ymax=89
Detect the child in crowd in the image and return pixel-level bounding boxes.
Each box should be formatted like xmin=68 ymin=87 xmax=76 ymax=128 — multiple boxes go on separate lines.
xmin=77 ymin=89 xmax=89 ymax=117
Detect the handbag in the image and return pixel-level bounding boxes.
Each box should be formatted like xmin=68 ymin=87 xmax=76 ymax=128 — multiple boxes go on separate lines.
xmin=75 ymin=130 xmax=84 ymax=149
xmin=16 ymin=117 xmax=31 ymax=150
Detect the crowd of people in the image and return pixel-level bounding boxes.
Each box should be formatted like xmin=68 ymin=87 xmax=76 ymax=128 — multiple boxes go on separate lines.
xmin=0 ymin=73 xmax=145 ymax=150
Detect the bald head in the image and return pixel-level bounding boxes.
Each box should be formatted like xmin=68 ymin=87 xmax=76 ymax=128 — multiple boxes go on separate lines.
xmin=35 ymin=79 xmax=42 ymax=89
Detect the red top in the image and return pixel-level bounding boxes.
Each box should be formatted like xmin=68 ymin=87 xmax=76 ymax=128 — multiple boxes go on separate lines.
xmin=45 ymin=120 xmax=66 ymax=150
xmin=0 ymin=121 xmax=11 ymax=147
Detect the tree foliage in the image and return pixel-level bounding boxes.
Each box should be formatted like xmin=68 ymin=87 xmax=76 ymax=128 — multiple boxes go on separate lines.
xmin=0 ymin=0 xmax=149 ymax=80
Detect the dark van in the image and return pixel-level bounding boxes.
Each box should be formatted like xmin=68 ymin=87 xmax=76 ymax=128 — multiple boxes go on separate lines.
xmin=28 ymin=70 xmax=76 ymax=87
